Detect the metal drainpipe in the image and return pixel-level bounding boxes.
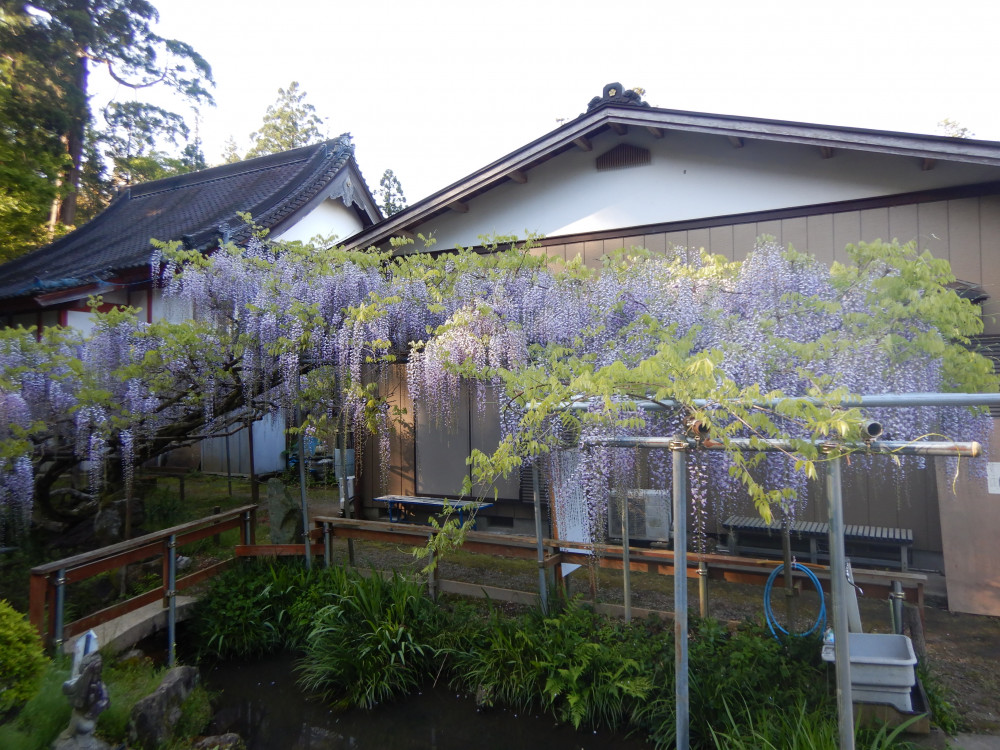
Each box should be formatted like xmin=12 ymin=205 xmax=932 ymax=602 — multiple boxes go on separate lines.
xmin=167 ymin=534 xmax=177 ymax=667
xmin=826 ymin=450 xmax=855 ymax=750
xmin=670 ymin=437 xmax=689 ymax=750
xmin=532 ymin=463 xmax=548 ymax=615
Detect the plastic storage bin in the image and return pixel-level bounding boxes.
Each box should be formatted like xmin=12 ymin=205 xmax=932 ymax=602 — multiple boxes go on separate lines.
xmin=822 ymin=632 xmax=917 ymax=712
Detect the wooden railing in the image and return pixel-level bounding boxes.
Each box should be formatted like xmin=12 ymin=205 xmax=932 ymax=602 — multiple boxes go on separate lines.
xmin=30 ymin=504 xmax=257 ymax=648
xmin=313 ymin=516 xmax=926 ymax=621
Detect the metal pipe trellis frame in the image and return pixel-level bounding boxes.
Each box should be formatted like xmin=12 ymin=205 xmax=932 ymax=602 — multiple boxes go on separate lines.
xmin=583 ymin=432 xmax=982 ymax=750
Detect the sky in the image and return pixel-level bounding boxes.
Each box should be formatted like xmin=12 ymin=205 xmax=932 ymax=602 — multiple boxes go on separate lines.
xmin=89 ymin=0 xmax=1000 ymax=204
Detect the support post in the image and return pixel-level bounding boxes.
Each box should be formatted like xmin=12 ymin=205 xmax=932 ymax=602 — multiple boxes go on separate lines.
xmin=224 ymin=429 xmax=233 ymax=498
xmin=532 ymin=463 xmax=549 ymax=615
xmin=671 ymin=437 xmax=689 ymax=750
xmin=826 ymin=451 xmax=855 ymax=750
xmin=323 ymin=522 xmax=332 ymax=569
xmin=241 ymin=510 xmax=252 ymax=546
xmin=166 ymin=534 xmax=177 ymax=667
xmin=295 ymin=375 xmax=312 ymax=571
xmin=698 ymin=561 xmax=708 ymax=619
xmin=427 ymin=547 xmax=437 ymax=601
xmin=890 ymin=581 xmax=904 ymax=635
xmin=622 ymin=491 xmax=632 ymax=622
xmin=54 ymin=568 xmax=67 ymax=652
xmin=339 ymin=411 xmax=355 ymax=566
xmin=246 ymin=415 xmax=259 ymax=505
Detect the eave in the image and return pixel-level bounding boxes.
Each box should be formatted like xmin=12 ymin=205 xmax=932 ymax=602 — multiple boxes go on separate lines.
xmin=344 ymin=104 xmax=1000 ymax=252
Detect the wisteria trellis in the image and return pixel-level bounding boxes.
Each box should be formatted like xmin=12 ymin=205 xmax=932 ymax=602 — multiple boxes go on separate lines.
xmin=0 ymin=233 xmax=994 ymax=544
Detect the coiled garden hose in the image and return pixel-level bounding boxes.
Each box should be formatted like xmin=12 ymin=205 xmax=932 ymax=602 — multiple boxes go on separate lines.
xmin=763 ymin=562 xmax=827 ymax=640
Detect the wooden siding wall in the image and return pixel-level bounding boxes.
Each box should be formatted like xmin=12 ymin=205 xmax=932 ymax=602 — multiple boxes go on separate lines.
xmin=539 ymin=195 xmax=1000 ymax=335
xmin=367 ymin=195 xmax=1000 ymax=555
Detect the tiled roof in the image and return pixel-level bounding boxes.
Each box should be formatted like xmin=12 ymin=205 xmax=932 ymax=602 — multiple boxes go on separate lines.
xmin=0 ymin=136 xmax=370 ymax=301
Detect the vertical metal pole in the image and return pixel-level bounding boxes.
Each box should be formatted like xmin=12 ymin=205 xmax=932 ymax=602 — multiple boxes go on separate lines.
xmin=671 ymin=438 xmax=689 ymax=750
xmin=224 ymin=430 xmax=233 ymax=497
xmin=891 ymin=581 xmax=904 ymax=635
xmin=295 ymin=374 xmax=312 ymax=570
xmin=241 ymin=510 xmax=251 ymax=546
xmin=427 ymin=547 xmax=437 ymax=601
xmin=532 ymin=463 xmax=549 ymax=615
xmin=698 ymin=561 xmax=708 ymax=619
xmin=166 ymin=534 xmax=177 ymax=667
xmin=54 ymin=568 xmax=67 ymax=652
xmin=826 ymin=452 xmax=855 ymax=750
xmin=246 ymin=416 xmax=259 ymax=505
xmin=323 ymin=522 xmax=332 ymax=569
xmin=340 ymin=411 xmax=356 ymax=566
xmin=622 ymin=492 xmax=632 ymax=622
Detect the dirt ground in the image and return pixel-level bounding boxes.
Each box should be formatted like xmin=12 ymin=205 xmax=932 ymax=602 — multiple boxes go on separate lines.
xmin=305 ymin=506 xmax=1000 ymax=735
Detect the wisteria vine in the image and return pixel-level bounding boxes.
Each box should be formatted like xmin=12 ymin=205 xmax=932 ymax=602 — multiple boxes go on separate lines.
xmin=0 ymin=233 xmax=994 ymax=548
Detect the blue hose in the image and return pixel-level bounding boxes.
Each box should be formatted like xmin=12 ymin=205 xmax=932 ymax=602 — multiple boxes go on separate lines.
xmin=763 ymin=562 xmax=826 ymax=640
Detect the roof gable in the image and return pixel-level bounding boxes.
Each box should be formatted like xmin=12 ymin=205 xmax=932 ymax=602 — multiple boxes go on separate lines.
xmin=346 ymin=84 xmax=1000 ymax=252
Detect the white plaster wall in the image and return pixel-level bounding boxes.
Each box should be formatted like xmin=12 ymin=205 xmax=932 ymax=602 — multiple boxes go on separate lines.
xmin=414 ymin=129 xmax=1000 ymax=250
xmin=150 ymin=287 xmax=194 ymax=324
xmin=275 ymin=197 xmax=364 ymax=245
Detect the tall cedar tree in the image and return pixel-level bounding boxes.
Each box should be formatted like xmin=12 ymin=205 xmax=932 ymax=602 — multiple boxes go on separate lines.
xmin=245 ymin=82 xmax=326 ymax=158
xmin=0 ymin=1 xmax=213 ymax=248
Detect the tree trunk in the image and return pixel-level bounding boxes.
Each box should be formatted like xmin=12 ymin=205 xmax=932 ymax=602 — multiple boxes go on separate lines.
xmin=56 ymin=53 xmax=89 ymax=227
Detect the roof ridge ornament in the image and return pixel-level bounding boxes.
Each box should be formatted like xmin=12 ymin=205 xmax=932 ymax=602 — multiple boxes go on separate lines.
xmin=587 ymin=82 xmax=650 ymax=112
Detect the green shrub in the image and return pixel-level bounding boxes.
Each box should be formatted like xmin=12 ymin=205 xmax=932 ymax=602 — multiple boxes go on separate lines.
xmin=193 ymin=559 xmax=309 ymax=658
xmin=0 ymin=660 xmax=71 ymax=750
xmin=450 ymin=599 xmax=659 ymax=731
xmin=0 ymin=599 xmax=48 ymax=714
xmin=297 ymin=571 xmax=441 ymax=709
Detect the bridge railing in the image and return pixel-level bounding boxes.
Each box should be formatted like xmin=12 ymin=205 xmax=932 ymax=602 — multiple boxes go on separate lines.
xmin=29 ymin=504 xmax=257 ymax=650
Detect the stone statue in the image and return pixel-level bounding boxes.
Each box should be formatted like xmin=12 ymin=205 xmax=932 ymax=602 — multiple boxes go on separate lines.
xmin=54 ymin=631 xmax=110 ymax=750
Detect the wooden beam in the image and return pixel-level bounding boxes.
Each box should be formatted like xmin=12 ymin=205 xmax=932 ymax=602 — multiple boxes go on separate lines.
xmin=573 ymin=136 xmax=593 ymax=152
xmin=820 ymin=146 xmax=835 ymax=159
xmin=727 ymin=136 xmax=745 ymax=149
xmin=448 ymin=201 xmax=469 ymax=214
xmin=645 ymin=126 xmax=664 ymax=139
xmin=921 ymin=158 xmax=937 ymax=171
xmin=508 ymin=169 xmax=528 ymax=184
xmin=610 ymin=122 xmax=628 ymax=135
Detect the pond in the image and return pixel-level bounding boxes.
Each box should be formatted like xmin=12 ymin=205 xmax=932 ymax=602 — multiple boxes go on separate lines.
xmin=198 ymin=650 xmax=652 ymax=750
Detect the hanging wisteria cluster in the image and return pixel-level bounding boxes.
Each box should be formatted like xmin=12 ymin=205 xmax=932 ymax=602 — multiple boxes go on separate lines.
xmin=405 ymin=239 xmax=996 ymax=542
xmin=0 ymin=233 xmax=994 ymax=546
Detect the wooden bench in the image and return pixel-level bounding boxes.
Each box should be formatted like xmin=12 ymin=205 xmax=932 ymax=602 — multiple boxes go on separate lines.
xmin=372 ymin=495 xmax=493 ymax=529
xmin=723 ymin=515 xmax=913 ymax=571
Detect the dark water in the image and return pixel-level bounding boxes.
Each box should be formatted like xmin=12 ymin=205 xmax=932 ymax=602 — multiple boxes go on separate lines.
xmin=198 ymin=651 xmax=651 ymax=750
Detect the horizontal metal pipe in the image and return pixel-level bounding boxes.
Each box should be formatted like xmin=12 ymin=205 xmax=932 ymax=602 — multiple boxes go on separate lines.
xmin=585 ymin=436 xmax=981 ymax=457
xmin=563 ymin=392 xmax=1000 ymax=411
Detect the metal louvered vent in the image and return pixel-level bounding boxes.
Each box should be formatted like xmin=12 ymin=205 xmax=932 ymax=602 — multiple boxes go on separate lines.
xmin=519 ymin=463 xmax=549 ymax=505
xmin=596 ymin=143 xmax=651 ymax=172
xmin=970 ymin=334 xmax=1000 ymax=418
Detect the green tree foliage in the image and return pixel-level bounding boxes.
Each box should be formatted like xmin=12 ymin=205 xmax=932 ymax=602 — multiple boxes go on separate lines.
xmin=0 ymin=0 xmax=213 ymax=255
xmin=938 ymin=118 xmax=974 ymax=139
xmin=245 ymin=81 xmax=326 ymax=158
xmin=377 ymin=168 xmax=407 ymax=216
xmin=101 ymin=101 xmax=206 ymax=186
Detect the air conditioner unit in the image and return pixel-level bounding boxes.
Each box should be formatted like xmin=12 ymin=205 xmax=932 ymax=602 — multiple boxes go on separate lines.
xmin=607 ymin=489 xmax=671 ymax=544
